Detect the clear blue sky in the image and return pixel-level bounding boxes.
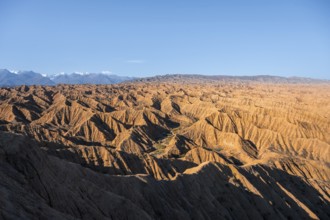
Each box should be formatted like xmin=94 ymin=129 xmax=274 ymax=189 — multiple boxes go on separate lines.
xmin=0 ymin=0 xmax=329 ymax=79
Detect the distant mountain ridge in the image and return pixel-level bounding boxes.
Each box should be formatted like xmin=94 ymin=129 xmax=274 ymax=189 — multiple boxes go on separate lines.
xmin=0 ymin=69 xmax=134 ymax=86
xmin=51 ymin=72 xmax=134 ymax=85
xmin=1 ymin=69 xmax=328 ymax=86
xmin=0 ymin=69 xmax=54 ymax=86
xmin=139 ymin=74 xmax=329 ymax=84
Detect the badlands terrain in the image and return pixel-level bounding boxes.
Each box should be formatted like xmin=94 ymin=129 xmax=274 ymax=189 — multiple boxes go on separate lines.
xmin=0 ymin=75 xmax=329 ymax=219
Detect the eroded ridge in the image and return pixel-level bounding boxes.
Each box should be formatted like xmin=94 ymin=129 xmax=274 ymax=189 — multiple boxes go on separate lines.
xmin=0 ymin=79 xmax=329 ymax=219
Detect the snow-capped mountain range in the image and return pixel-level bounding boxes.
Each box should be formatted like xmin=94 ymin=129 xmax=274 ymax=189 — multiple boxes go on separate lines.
xmin=0 ymin=69 xmax=135 ymax=86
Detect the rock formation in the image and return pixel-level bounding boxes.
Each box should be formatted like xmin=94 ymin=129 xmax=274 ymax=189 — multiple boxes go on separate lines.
xmin=0 ymin=76 xmax=329 ymax=219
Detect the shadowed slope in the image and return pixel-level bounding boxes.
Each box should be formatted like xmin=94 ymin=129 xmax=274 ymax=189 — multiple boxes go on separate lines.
xmin=1 ymin=132 xmax=329 ymax=219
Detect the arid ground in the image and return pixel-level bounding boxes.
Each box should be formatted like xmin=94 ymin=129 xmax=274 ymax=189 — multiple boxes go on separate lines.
xmin=0 ymin=76 xmax=329 ymax=219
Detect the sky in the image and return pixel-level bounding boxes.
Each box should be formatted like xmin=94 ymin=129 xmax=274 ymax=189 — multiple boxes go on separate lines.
xmin=0 ymin=0 xmax=329 ymax=79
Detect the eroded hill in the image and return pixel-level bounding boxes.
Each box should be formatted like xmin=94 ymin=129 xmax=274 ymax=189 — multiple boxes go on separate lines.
xmin=0 ymin=78 xmax=329 ymax=219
